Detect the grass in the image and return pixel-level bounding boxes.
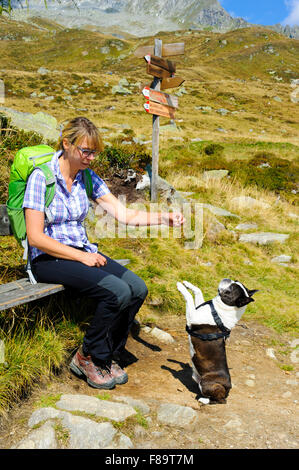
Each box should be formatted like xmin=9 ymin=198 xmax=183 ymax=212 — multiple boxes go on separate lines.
xmin=0 ymin=17 xmax=298 ymax=417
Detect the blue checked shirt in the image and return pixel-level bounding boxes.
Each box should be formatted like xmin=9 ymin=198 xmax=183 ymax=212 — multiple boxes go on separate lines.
xmin=23 ymin=150 xmax=110 ymax=260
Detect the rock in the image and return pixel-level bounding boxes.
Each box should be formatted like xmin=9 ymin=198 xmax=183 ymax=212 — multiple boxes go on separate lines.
xmin=61 ymin=412 xmax=117 ymax=449
xmin=235 ymin=223 xmax=258 ymax=231
xmin=231 ymin=196 xmax=270 ymax=210
xmin=273 ymin=96 xmax=282 ymax=102
xmin=217 ymin=108 xmax=230 ymax=115
xmin=216 ymin=127 xmax=227 ymax=133
xmin=203 ymin=170 xmax=229 ymax=180
xmin=115 ymin=433 xmax=134 ymax=449
xmin=157 ymin=404 xmax=199 ymax=429
xmin=118 ymin=78 xmax=130 ymax=87
xmin=112 ymin=85 xmax=132 ymax=95
xmin=245 ymin=379 xmax=255 ymax=387
xmin=82 ymin=50 xmax=88 ymax=56
xmin=113 ymin=396 xmax=150 ymax=414
xmin=100 ymin=46 xmax=110 ymax=54
xmin=37 ymin=67 xmax=50 ymax=75
xmin=160 ymin=122 xmax=179 ymax=133
xmin=191 ymin=137 xmax=203 ymax=142
xmin=84 ymin=79 xmax=92 ymax=86
xmin=239 ymin=232 xmax=289 ymax=245
xmin=56 ymin=394 xmax=136 ymax=422
xmin=208 ymin=219 xmax=226 ymax=237
xmin=282 ymin=391 xmax=292 ymax=399
xmin=224 ymin=417 xmax=243 ymax=430
xmin=13 ymin=421 xmax=58 ymax=449
xmin=150 ymin=327 xmax=175 ymax=344
xmin=271 ymin=255 xmax=291 ymax=264
xmin=0 ymin=107 xmax=59 ymax=141
xmin=202 ymin=203 xmax=239 ymax=218
xmin=28 ymin=407 xmax=66 ymax=428
xmin=266 ymin=348 xmax=277 ymax=360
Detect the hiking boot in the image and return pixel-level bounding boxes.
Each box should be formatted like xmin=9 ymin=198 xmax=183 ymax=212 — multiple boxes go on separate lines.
xmin=109 ymin=360 xmax=128 ymax=385
xmin=70 ymin=349 xmax=116 ymax=389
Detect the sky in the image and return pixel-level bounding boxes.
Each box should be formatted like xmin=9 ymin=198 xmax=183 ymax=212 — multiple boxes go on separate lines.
xmin=219 ymin=0 xmax=299 ymax=26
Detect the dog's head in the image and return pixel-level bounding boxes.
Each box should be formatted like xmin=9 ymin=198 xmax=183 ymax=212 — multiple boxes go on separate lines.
xmin=218 ymin=279 xmax=258 ymax=308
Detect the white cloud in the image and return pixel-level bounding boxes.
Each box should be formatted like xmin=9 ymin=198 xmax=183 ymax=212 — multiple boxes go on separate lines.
xmin=282 ymin=0 xmax=299 ymax=26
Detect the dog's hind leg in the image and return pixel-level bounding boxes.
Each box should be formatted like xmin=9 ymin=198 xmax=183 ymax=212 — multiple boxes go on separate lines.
xmin=182 ymin=280 xmax=205 ymax=307
xmin=177 ymin=282 xmax=195 ymax=326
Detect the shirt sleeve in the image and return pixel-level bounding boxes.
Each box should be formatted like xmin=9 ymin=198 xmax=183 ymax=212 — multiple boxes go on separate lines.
xmin=88 ymin=169 xmax=111 ymax=200
xmin=23 ymin=169 xmax=46 ymax=212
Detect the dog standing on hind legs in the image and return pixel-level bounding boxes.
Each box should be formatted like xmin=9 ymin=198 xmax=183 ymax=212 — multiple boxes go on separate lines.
xmin=177 ymin=279 xmax=258 ymax=404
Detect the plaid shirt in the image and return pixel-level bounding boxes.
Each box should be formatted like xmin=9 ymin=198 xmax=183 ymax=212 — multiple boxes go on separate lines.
xmin=23 ymin=150 xmax=110 ymax=260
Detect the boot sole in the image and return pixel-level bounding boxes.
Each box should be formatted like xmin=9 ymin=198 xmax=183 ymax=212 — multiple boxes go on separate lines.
xmin=70 ymin=361 xmax=116 ymax=390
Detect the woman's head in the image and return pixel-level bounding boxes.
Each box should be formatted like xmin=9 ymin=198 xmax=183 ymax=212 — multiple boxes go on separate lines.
xmin=57 ymin=117 xmax=104 ymax=154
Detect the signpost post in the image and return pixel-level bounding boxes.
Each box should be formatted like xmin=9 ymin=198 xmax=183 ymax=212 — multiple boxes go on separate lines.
xmin=135 ymin=40 xmax=185 ymax=202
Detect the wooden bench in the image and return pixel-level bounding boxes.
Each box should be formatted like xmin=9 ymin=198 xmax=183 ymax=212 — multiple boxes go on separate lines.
xmin=0 ymin=204 xmax=130 ymax=312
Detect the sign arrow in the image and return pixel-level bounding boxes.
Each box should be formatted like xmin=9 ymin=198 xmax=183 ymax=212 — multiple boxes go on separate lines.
xmin=142 ymin=86 xmax=179 ymax=109
xmin=144 ymin=101 xmax=176 ymax=119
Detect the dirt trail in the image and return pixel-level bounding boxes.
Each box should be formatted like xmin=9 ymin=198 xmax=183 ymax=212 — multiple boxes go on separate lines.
xmin=1 ymin=317 xmax=298 ymax=449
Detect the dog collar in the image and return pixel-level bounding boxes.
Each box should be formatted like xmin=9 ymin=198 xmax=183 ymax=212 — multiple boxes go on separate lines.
xmin=186 ymin=300 xmax=231 ymax=341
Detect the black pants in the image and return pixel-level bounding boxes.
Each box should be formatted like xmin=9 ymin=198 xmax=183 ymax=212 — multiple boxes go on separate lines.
xmin=32 ymin=251 xmax=148 ymax=366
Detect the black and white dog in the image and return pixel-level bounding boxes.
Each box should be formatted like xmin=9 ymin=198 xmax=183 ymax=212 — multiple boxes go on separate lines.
xmin=177 ymin=279 xmax=258 ymax=404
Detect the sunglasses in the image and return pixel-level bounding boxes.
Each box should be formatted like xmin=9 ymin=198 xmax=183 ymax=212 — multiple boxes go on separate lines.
xmin=76 ymin=145 xmax=98 ymax=158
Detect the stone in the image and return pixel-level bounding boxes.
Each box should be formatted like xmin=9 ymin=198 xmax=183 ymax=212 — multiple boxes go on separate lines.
xmin=37 ymin=67 xmax=50 ymax=75
xmin=239 ymin=232 xmax=290 ymax=245
xmin=28 ymin=407 xmax=67 ymax=428
xmin=0 ymin=107 xmax=59 ymax=141
xmin=224 ymin=417 xmax=243 ymax=429
xmin=61 ymin=412 xmax=117 ymax=449
xmin=157 ymin=404 xmax=199 ymax=429
xmin=115 ymin=433 xmax=134 ymax=449
xmin=202 ymin=203 xmax=239 ymax=218
xmin=271 ymin=255 xmax=292 ymax=264
xmin=235 ymin=223 xmax=258 ymax=231
xmin=112 ymin=85 xmax=132 ymax=95
xmin=266 ymin=348 xmax=277 ymax=360
xmin=273 ymin=96 xmax=282 ymax=102
xmin=12 ymin=421 xmax=58 ymax=449
xmin=208 ymin=219 xmax=226 ymax=237
xmin=217 ymin=108 xmax=230 ymax=115
xmin=216 ymin=127 xmax=227 ymax=133
xmin=134 ymin=425 xmax=147 ymax=438
xmin=231 ymin=196 xmax=270 ymax=210
xmin=56 ymin=394 xmax=136 ymax=422
xmin=245 ymin=380 xmax=255 ymax=387
xmin=150 ymin=327 xmax=175 ymax=344
xmin=203 ymin=170 xmax=229 ymax=180
xmin=136 ymin=176 xmax=150 ymax=192
xmin=113 ymin=396 xmax=150 ymax=415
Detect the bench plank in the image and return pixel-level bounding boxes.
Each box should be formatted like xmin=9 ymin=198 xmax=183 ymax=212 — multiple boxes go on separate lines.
xmin=0 ymin=259 xmax=131 ymax=312
xmin=0 ymin=278 xmax=65 ymax=311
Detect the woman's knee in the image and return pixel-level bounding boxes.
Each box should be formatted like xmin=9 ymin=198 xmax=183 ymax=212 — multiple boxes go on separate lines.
xmin=121 ymin=270 xmax=148 ymax=300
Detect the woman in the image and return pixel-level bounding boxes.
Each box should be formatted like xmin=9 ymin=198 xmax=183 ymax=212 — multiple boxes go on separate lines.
xmin=23 ymin=117 xmax=185 ymax=390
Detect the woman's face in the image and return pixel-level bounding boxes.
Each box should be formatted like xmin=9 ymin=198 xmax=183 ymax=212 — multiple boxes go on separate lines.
xmin=66 ymin=136 xmax=98 ymax=171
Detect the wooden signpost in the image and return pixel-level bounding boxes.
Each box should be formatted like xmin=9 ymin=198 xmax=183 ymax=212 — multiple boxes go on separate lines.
xmin=137 ymin=39 xmax=185 ymax=202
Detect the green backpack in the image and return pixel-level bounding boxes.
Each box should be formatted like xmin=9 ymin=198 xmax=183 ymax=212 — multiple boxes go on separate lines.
xmin=6 ymin=144 xmax=93 ymax=247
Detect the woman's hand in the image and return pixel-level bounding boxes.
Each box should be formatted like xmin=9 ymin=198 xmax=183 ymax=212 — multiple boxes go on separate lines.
xmin=162 ymin=212 xmax=185 ymax=227
xmin=79 ymin=251 xmax=108 ymax=267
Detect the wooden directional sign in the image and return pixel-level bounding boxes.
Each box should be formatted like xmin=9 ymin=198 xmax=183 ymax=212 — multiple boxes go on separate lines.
xmin=142 ymin=86 xmax=179 ymax=109
xmin=144 ymin=55 xmax=176 ymax=74
xmin=146 ymin=63 xmax=172 ymax=80
xmin=144 ymin=101 xmax=176 ymax=119
xmin=134 ymin=42 xmax=185 ymax=58
xmin=161 ymin=76 xmax=185 ymax=90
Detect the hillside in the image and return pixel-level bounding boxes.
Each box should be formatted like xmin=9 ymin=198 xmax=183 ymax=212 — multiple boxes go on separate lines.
xmin=0 ymin=16 xmax=298 ymax=148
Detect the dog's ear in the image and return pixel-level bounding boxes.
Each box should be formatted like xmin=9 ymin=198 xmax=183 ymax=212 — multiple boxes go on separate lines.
xmin=248 ymin=289 xmax=259 ymax=296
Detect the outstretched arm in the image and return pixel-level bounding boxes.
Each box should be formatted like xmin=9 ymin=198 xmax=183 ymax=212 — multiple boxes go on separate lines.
xmin=96 ymin=192 xmax=185 ymax=227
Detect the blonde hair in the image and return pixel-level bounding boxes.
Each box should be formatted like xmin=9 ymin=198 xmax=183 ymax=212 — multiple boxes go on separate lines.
xmin=57 ymin=117 xmax=104 ymax=153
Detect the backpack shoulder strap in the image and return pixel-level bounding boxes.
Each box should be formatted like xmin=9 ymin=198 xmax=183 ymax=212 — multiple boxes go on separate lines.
xmin=83 ymin=169 xmax=93 ymax=198
xmin=38 ymin=163 xmax=56 ymax=208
